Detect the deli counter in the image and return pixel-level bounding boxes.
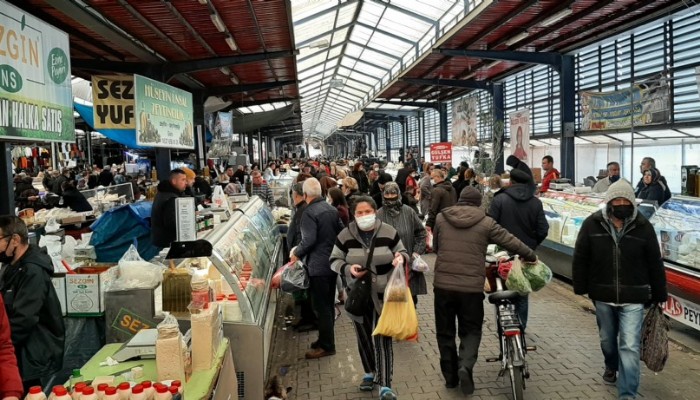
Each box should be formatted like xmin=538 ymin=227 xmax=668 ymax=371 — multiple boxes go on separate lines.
xmin=537 ymin=192 xmax=700 ymax=332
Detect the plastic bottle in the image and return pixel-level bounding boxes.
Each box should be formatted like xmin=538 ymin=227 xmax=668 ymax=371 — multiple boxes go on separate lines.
xmin=53 ymin=387 xmax=71 ymax=400
xmin=80 ymin=387 xmax=97 ymax=400
xmin=71 ymin=383 xmax=86 ymax=400
xmin=169 ymin=381 xmax=182 ymax=395
xmin=102 ymin=387 xmax=118 ymax=400
xmin=117 ymin=383 xmax=131 ymax=400
xmin=70 ymin=370 xmax=84 ymax=390
xmin=97 ymin=384 xmax=109 ymax=400
xmin=129 ymin=385 xmax=145 ymax=400
xmin=139 ymin=382 xmax=154 ymax=400
xmin=154 ymin=385 xmax=171 ymax=400
xmin=167 ymin=387 xmax=179 ymax=400
xmin=25 ymin=386 xmax=47 ymax=400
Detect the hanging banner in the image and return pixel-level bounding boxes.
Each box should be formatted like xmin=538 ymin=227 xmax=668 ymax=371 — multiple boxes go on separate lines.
xmin=91 ymin=75 xmax=135 ymax=129
xmin=216 ymin=111 xmax=233 ymax=139
xmin=134 ymin=74 xmax=194 ymax=149
xmin=0 ymin=1 xmax=75 ymax=142
xmin=451 ymin=96 xmax=478 ymax=147
xmin=509 ymin=109 xmax=530 ymax=164
xmin=430 ymin=142 xmax=452 ymax=164
xmin=580 ymin=74 xmax=670 ymax=131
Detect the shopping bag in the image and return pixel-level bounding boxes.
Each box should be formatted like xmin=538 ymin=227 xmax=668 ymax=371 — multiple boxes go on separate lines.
xmin=641 ymin=306 xmax=669 ymax=372
xmin=384 ymin=265 xmax=409 ymax=303
xmin=505 ymin=256 xmax=532 ymax=295
xmin=345 ymin=274 xmax=372 ymax=316
xmin=521 ymin=259 xmax=552 ymax=292
xmin=425 ymin=231 xmax=434 ymax=253
xmin=280 ymin=261 xmax=309 ymax=293
xmin=411 ymin=255 xmax=430 ymax=272
xmin=271 ymin=261 xmax=293 ymax=289
xmin=372 ymin=286 xmax=418 ymax=341
xmin=211 ymin=185 xmax=229 ymax=209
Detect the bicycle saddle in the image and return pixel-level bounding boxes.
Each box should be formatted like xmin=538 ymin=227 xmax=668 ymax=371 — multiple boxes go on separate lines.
xmin=488 ymin=290 xmax=520 ymax=304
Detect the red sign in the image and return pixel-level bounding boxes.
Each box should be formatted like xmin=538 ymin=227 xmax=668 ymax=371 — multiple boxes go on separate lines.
xmin=430 ymin=142 xmax=452 ymax=163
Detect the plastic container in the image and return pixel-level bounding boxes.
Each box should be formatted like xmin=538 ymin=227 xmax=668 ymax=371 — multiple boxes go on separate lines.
xmin=154 ymin=385 xmax=171 ymax=400
xmin=117 ymin=383 xmax=131 ymax=400
xmin=129 ymin=385 xmax=145 ymax=400
xmin=53 ymin=387 xmax=71 ymax=400
xmin=103 ymin=387 xmax=118 ymax=400
xmin=25 ymin=386 xmax=47 ymax=400
xmin=97 ymin=384 xmax=109 ymax=400
xmin=169 ymin=381 xmax=182 ymax=395
xmin=191 ymin=276 xmax=211 ymax=305
xmin=71 ymin=383 xmax=86 ymax=400
xmin=139 ymin=382 xmax=153 ymax=400
xmin=80 ymin=387 xmax=97 ymax=400
xmin=225 ymin=294 xmax=242 ymax=321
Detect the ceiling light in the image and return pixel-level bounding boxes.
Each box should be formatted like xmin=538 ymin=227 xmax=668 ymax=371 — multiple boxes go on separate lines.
xmin=330 ymin=79 xmax=344 ymax=88
xmin=540 ymin=8 xmax=573 ymax=27
xmin=307 ymin=39 xmax=330 ymax=49
xmin=219 ymin=67 xmax=231 ymax=75
xmin=485 ymin=61 xmax=501 ymax=69
xmin=225 ymin=35 xmax=238 ymax=51
xmin=505 ymin=31 xmax=530 ymax=46
xmin=210 ymin=13 xmax=226 ymax=33
xmin=230 ymin=73 xmax=239 ymax=85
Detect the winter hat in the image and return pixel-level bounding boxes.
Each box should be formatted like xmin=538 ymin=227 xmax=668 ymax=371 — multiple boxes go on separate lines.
xmin=181 ymin=167 xmax=196 ymax=180
xmin=457 ymin=186 xmax=482 ymax=207
xmin=604 ymin=180 xmax=636 ymax=206
xmin=377 ymin=172 xmax=393 ymax=185
xmin=509 ymin=169 xmax=532 ymax=185
xmin=383 ymin=181 xmax=401 ymax=197
xmin=506 ymin=155 xmax=521 ymax=168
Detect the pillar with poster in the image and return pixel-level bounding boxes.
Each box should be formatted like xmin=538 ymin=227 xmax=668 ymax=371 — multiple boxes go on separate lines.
xmin=509 ymin=109 xmax=530 ymax=165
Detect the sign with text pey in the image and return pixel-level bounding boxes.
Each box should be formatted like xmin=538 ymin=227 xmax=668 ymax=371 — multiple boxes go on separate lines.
xmin=92 ymin=75 xmax=135 ymax=129
xmin=134 ymin=74 xmax=194 ymax=149
xmin=0 ymin=1 xmax=75 ymax=142
xmin=430 ymin=142 xmax=452 ymax=164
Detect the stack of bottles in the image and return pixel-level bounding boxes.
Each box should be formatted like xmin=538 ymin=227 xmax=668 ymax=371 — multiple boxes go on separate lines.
xmin=27 ymin=379 xmax=184 ymax=400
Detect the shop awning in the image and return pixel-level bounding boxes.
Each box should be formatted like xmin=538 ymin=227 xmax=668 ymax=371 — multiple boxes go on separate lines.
xmin=74 ymin=102 xmax=148 ymax=149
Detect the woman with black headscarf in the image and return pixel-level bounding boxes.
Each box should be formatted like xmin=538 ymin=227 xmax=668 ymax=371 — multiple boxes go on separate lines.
xmin=637 ymin=168 xmax=666 ymax=205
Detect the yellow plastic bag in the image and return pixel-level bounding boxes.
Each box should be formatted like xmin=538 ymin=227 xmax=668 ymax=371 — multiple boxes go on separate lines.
xmin=372 ymin=267 xmax=418 ymax=340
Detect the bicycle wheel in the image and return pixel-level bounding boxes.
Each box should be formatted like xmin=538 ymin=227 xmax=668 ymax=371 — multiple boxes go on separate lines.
xmin=507 ymin=336 xmax=525 ymax=400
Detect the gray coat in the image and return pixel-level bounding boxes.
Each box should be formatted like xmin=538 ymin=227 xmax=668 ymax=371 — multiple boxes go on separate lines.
xmin=294 ymin=197 xmax=344 ymax=277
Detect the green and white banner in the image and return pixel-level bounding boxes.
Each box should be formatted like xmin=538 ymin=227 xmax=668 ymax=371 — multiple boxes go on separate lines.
xmin=0 ymin=0 xmax=74 ymax=142
xmin=134 ymin=74 xmax=194 ymax=149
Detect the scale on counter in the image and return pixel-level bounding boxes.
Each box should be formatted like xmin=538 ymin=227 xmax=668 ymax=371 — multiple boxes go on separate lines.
xmin=113 ymin=329 xmax=158 ymax=362
xmin=550 ymin=178 xmax=573 ymax=191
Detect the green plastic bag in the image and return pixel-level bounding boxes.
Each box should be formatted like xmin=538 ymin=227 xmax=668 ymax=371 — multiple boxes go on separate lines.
xmin=522 ymin=259 xmax=553 ymax=291
xmin=505 ymin=257 xmax=532 ymax=295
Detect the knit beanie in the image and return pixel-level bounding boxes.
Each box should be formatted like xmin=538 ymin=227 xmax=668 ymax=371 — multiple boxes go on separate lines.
xmin=509 ymin=169 xmax=532 ymax=185
xmin=457 ymin=186 xmax=482 ymax=207
xmin=181 ymin=167 xmax=196 ymax=180
xmin=383 ymin=181 xmax=402 ymax=198
xmin=604 ymin=180 xmax=636 ymax=206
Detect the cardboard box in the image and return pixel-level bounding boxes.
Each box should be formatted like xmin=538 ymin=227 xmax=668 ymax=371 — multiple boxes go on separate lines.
xmin=51 ymin=275 xmax=67 ymax=316
xmin=531 ymin=167 xmax=542 ymax=183
xmin=61 ymin=215 xmax=86 ymax=225
xmin=65 ymin=266 xmax=112 ymax=316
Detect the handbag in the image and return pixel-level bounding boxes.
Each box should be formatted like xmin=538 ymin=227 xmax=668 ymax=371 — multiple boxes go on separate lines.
xmin=640 ymin=305 xmax=669 ymax=372
xmin=344 ymin=240 xmax=376 ymax=316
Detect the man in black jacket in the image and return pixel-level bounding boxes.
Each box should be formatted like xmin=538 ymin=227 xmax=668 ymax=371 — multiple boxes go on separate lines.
xmin=426 ymin=169 xmax=457 ymax=230
xmin=286 ymin=182 xmax=316 ymax=332
xmin=290 ymin=178 xmax=344 ymax=359
xmin=394 ymin=162 xmax=414 ymax=194
xmin=572 ymin=180 xmax=667 ymax=399
xmin=0 ymin=216 xmax=65 ymax=392
xmin=151 ymin=169 xmax=188 ymax=248
xmin=488 ymin=168 xmax=548 ymax=330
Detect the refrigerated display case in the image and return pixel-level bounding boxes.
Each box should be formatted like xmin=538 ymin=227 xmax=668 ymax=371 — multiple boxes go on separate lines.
xmin=268 ymin=175 xmax=294 ymax=208
xmin=536 ymin=192 xmax=700 ymax=332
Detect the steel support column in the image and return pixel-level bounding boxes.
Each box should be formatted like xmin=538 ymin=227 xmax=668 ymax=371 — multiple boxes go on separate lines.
xmin=559 ymin=55 xmax=576 ymax=181
xmin=385 ymin=124 xmax=392 ymax=163
xmin=257 ymin=131 xmax=263 ymax=165
xmin=492 ymin=83 xmax=505 ymax=174
xmin=248 ymin=134 xmax=255 ymax=163
xmin=439 ymin=103 xmax=448 ymax=143
xmin=401 ymin=116 xmax=408 ymax=164
xmin=155 ymin=148 xmax=171 ymax=182
xmin=0 ymin=142 xmax=14 ymax=215
xmin=86 ymin=131 xmax=94 ymax=168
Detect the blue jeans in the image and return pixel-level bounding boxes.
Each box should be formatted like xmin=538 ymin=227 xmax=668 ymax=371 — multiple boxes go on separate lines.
xmin=594 ymin=302 xmax=644 ymax=400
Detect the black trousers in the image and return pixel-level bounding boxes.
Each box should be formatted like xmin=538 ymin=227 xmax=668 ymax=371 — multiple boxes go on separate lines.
xmin=309 ymin=275 xmax=337 ymax=352
xmin=434 ymin=288 xmax=485 ymax=386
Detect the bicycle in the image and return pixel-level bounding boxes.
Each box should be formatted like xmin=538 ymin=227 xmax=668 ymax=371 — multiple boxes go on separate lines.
xmin=484 ymin=255 xmax=536 ymax=400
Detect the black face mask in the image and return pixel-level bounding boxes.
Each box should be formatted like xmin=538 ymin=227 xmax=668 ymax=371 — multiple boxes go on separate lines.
xmin=383 ymin=198 xmax=402 ymax=209
xmin=609 ymin=175 xmax=620 ymax=183
xmin=611 ymin=204 xmax=634 ymax=220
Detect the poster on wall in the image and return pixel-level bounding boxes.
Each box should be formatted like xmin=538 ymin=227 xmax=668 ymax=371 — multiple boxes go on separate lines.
xmin=217 ymin=111 xmax=232 ymax=139
xmin=430 ymin=142 xmax=452 ymax=164
xmin=0 ymin=1 xmax=75 ymax=142
xmin=580 ymin=73 xmax=670 ymax=131
xmin=134 ymin=74 xmax=194 ymax=149
xmin=92 ymin=75 xmax=135 ymax=129
xmin=509 ymin=109 xmax=530 ymax=164
xmin=451 ymin=96 xmax=478 ymax=147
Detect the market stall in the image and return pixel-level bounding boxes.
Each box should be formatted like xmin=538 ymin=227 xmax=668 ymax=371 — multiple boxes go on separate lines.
xmin=537 ymin=191 xmax=700 ymax=333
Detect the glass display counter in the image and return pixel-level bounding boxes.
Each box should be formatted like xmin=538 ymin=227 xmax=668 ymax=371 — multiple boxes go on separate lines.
xmin=268 ymin=175 xmax=294 ymax=208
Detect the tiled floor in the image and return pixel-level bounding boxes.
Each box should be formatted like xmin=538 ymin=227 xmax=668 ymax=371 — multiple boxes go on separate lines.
xmin=268 ymin=254 xmax=700 ymax=400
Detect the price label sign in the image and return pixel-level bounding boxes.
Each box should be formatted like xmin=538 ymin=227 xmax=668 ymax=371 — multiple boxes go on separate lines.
xmin=175 ymin=197 xmax=196 ymax=241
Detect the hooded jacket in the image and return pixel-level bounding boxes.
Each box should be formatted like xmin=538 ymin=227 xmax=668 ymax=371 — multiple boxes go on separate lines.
xmin=151 ymin=180 xmax=185 ymax=248
xmin=426 ymin=180 xmax=457 ymax=229
xmin=572 ymin=180 xmax=667 ymax=304
xmin=488 ymin=184 xmax=549 ymax=250
xmin=0 ymin=245 xmax=65 ymax=381
xmin=433 ymin=204 xmax=536 ymax=293
xmin=0 ymin=296 xmax=22 ymax=399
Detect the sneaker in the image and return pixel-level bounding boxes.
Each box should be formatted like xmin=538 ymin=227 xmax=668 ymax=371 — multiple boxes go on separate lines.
xmin=359 ymin=375 xmax=374 ymax=391
xmin=305 ymin=348 xmax=336 ymax=359
xmin=603 ymin=368 xmax=617 ymax=384
xmin=379 ymin=387 xmax=397 ymax=400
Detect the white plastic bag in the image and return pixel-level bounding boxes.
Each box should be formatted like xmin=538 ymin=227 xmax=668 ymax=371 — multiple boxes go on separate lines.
xmin=211 ymin=185 xmax=229 ymax=209
xmin=45 ymin=218 xmax=61 ymax=233
xmin=39 ymin=234 xmax=65 ymax=273
xmin=411 ymin=255 xmax=430 ymax=272
xmin=105 ymin=245 xmax=164 ymax=291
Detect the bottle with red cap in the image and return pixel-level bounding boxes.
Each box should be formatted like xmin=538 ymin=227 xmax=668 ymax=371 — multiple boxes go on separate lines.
xmin=24 ymin=386 xmax=47 ymax=400
xmin=52 ymin=387 xmax=71 ymax=400
xmin=154 ymin=385 xmax=171 ymax=400
xmin=167 ymin=387 xmax=179 ymax=400
xmin=116 ymin=383 xmax=131 ymax=400
xmin=96 ymin=384 xmax=109 ymax=400
xmin=71 ymin=383 xmax=86 ymax=400
xmin=80 ymin=387 xmax=97 ymax=400
xmin=139 ymin=382 xmax=154 ymax=400
xmin=169 ymin=381 xmax=182 ymax=395
xmin=102 ymin=387 xmax=118 ymax=400
xmin=128 ymin=385 xmax=145 ymax=400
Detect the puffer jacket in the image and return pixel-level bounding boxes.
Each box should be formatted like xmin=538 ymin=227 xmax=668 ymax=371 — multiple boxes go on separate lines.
xmin=488 ymin=184 xmax=549 ymax=250
xmin=0 ymin=245 xmax=65 ymax=381
xmin=572 ymin=210 xmax=667 ymax=304
xmin=426 ymin=180 xmax=457 ymax=229
xmin=433 ymin=205 xmax=536 ymax=293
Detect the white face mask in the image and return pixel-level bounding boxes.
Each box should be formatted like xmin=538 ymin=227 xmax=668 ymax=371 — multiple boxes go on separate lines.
xmin=430 ymin=179 xmax=436 ymax=186
xmin=356 ymin=214 xmax=376 ymax=231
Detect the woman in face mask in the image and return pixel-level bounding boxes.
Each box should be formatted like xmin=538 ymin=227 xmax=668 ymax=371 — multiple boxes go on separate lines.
xmin=376 ymin=183 xmax=427 ymax=305
xmin=329 ymin=196 xmax=409 ymax=400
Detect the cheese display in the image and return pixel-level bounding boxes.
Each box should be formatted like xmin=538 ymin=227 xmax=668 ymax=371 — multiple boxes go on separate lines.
xmin=155 ymin=314 xmax=188 ymax=382
xmin=191 ymin=303 xmax=223 ymax=371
